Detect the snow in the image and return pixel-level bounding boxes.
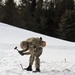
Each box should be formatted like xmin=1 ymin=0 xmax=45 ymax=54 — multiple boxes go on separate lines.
xmin=0 ymin=22 xmax=75 ymax=75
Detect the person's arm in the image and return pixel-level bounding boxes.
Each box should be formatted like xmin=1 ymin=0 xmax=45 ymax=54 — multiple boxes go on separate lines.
xmin=18 ymin=51 xmax=30 ymax=55
xmin=23 ymin=52 xmax=30 ymax=55
xmin=14 ymin=46 xmax=29 ymax=56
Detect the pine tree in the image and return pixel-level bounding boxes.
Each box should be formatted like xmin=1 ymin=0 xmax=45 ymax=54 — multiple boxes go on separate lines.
xmin=42 ymin=0 xmax=56 ymax=36
xmin=31 ymin=0 xmax=36 ymax=12
xmin=32 ymin=0 xmax=43 ymax=32
xmin=0 ymin=0 xmax=5 ymax=22
xmin=59 ymin=10 xmax=75 ymax=42
xmin=61 ymin=0 xmax=74 ymax=11
xmin=2 ymin=0 xmax=16 ymax=25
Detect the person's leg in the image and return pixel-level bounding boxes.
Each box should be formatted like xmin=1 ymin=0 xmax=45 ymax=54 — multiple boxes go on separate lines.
xmin=25 ymin=55 xmax=34 ymax=71
xmin=29 ymin=55 xmax=34 ymax=66
xmin=34 ymin=47 xmax=43 ymax=72
xmin=35 ymin=57 xmax=40 ymax=72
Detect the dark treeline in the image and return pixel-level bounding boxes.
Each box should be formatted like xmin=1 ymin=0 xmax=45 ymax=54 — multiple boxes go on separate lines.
xmin=0 ymin=0 xmax=75 ymax=42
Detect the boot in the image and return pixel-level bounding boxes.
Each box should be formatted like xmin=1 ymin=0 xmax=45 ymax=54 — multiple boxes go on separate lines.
xmin=33 ymin=68 xmax=40 ymax=72
xmin=24 ymin=65 xmax=32 ymax=71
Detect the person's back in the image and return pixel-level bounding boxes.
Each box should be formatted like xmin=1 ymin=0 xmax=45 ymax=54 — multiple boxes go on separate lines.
xmin=26 ymin=37 xmax=42 ymax=48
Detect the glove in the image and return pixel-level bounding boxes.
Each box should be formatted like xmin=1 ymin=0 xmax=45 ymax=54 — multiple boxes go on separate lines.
xmin=14 ymin=46 xmax=17 ymax=50
xmin=18 ymin=51 xmax=25 ymax=56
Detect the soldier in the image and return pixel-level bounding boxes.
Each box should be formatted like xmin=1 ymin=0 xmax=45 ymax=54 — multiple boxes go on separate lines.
xmin=14 ymin=37 xmax=46 ymax=72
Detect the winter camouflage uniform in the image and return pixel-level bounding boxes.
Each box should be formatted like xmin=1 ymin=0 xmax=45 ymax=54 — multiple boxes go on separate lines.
xmin=17 ymin=37 xmax=45 ymax=72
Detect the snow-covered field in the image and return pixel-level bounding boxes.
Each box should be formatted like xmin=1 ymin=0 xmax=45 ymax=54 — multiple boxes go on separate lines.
xmin=0 ymin=22 xmax=75 ymax=75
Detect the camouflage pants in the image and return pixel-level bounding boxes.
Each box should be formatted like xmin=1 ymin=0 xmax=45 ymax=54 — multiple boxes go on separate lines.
xmin=29 ymin=47 xmax=43 ymax=69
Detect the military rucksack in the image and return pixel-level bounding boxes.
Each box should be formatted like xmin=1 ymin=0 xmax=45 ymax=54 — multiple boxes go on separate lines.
xmin=26 ymin=37 xmax=46 ymax=47
xmin=26 ymin=37 xmax=41 ymax=47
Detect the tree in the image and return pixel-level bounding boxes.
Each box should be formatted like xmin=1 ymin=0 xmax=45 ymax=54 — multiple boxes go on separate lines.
xmin=41 ymin=0 xmax=56 ymax=36
xmin=31 ymin=0 xmax=36 ymax=12
xmin=61 ymin=0 xmax=74 ymax=11
xmin=28 ymin=0 xmax=43 ymax=32
xmin=2 ymin=0 xmax=16 ymax=25
xmin=0 ymin=0 xmax=5 ymax=22
xmin=58 ymin=10 xmax=75 ymax=42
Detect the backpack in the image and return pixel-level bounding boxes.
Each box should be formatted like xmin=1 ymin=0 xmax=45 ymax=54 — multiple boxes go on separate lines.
xmin=26 ymin=37 xmax=46 ymax=47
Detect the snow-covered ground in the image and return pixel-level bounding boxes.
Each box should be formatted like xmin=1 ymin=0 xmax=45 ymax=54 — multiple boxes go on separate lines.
xmin=0 ymin=22 xmax=75 ymax=75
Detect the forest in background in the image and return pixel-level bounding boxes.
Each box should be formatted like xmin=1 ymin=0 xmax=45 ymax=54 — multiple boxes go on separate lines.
xmin=0 ymin=0 xmax=75 ymax=42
